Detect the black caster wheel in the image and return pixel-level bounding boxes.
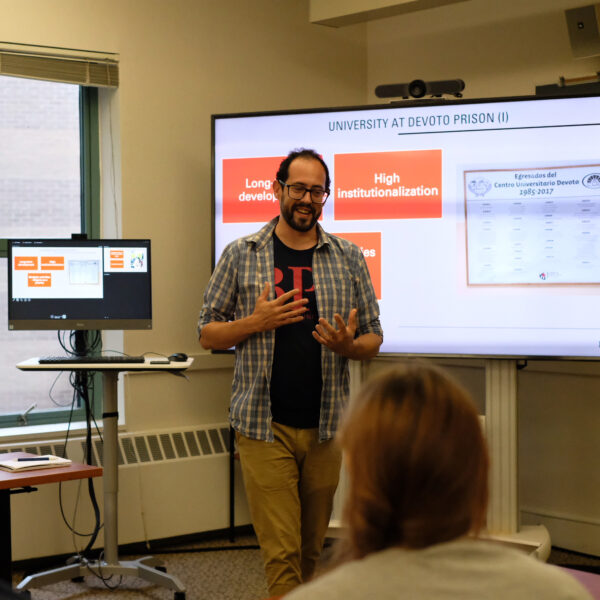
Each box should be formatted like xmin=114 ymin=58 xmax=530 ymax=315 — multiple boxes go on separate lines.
xmin=19 ymin=591 xmax=31 ymax=600
xmin=174 ymin=592 xmax=186 ymax=600
xmin=155 ymin=565 xmax=167 ymax=573
xmin=71 ymin=576 xmax=85 ymax=582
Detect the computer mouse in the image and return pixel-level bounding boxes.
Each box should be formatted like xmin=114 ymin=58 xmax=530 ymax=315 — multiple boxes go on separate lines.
xmin=168 ymin=352 xmax=188 ymax=362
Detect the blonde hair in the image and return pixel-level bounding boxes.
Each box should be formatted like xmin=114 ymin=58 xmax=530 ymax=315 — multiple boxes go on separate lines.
xmin=338 ymin=362 xmax=488 ymax=559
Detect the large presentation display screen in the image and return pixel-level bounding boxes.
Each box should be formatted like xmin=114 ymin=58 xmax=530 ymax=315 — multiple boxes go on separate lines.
xmin=212 ymin=94 xmax=600 ymax=359
xmin=8 ymin=239 xmax=152 ymax=330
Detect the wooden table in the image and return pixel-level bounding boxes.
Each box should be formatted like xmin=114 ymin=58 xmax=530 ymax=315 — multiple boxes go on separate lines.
xmin=0 ymin=452 xmax=102 ymax=587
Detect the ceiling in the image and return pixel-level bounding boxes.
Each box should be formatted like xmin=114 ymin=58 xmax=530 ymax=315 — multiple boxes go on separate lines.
xmin=309 ymin=0 xmax=597 ymax=28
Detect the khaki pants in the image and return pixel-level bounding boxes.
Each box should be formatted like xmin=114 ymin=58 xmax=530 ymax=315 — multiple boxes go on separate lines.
xmin=236 ymin=423 xmax=342 ymax=597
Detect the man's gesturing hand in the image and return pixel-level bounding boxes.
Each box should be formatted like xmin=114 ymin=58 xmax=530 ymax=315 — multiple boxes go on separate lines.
xmin=251 ymin=282 xmax=308 ymax=332
xmin=312 ymin=309 xmax=358 ymax=357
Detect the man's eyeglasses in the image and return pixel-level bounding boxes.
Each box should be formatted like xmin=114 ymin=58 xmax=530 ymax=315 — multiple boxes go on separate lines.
xmin=278 ymin=180 xmax=329 ymax=205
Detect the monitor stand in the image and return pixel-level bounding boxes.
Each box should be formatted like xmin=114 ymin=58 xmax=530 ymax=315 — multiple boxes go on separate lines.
xmin=16 ymin=366 xmax=187 ymax=600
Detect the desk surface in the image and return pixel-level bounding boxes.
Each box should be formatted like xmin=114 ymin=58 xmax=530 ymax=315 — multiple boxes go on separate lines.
xmin=0 ymin=452 xmax=102 ymax=490
xmin=17 ymin=357 xmax=193 ymax=372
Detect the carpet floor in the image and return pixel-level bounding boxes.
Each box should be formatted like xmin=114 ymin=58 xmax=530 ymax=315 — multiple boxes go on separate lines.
xmin=11 ymin=535 xmax=600 ymax=600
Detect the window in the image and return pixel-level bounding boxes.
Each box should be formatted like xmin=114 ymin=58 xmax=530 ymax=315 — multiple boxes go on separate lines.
xmin=0 ymin=75 xmax=100 ymax=428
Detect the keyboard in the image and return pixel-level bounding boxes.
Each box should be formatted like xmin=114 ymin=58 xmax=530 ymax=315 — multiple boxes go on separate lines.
xmin=38 ymin=355 xmax=146 ymax=365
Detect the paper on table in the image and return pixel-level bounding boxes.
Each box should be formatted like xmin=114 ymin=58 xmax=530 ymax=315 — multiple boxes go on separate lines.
xmin=0 ymin=455 xmax=72 ymax=472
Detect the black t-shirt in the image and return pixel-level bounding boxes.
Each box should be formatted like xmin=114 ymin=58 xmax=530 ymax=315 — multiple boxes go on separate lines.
xmin=270 ymin=233 xmax=322 ymax=428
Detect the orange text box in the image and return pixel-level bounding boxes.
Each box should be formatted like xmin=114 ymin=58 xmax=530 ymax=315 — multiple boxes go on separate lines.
xmin=110 ymin=260 xmax=124 ymax=269
xmin=41 ymin=256 xmax=65 ymax=270
xmin=334 ymin=150 xmax=442 ymax=220
xmin=28 ymin=273 xmax=52 ymax=287
xmin=14 ymin=257 xmax=38 ymax=270
xmin=222 ymin=156 xmax=284 ymax=223
xmin=334 ymin=232 xmax=381 ymax=299
xmin=110 ymin=250 xmax=124 ymax=259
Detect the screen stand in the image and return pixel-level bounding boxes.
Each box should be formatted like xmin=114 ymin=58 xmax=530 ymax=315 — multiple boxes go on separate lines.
xmin=483 ymin=359 xmax=550 ymax=559
xmin=17 ymin=370 xmax=186 ymax=599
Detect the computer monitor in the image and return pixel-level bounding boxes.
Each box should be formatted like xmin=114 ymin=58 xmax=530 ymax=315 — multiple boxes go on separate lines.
xmin=7 ymin=238 xmax=152 ymax=331
xmin=212 ymin=93 xmax=600 ymax=359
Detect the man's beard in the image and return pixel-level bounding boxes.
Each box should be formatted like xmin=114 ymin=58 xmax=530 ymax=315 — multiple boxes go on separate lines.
xmin=281 ymin=201 xmax=320 ymax=232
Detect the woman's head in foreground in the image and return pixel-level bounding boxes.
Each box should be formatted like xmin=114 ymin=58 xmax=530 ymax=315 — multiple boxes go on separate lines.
xmin=339 ymin=362 xmax=489 ymax=559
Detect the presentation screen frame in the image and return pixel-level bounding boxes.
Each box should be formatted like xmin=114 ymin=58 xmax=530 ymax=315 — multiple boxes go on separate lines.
xmin=8 ymin=238 xmax=152 ymax=331
xmin=212 ymin=93 xmax=600 ymax=360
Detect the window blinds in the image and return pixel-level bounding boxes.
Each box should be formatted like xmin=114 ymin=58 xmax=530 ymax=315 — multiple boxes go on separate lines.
xmin=0 ymin=45 xmax=118 ymax=87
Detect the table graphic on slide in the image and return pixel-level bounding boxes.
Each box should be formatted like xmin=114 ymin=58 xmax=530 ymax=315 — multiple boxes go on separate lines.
xmin=465 ymin=164 xmax=600 ymax=285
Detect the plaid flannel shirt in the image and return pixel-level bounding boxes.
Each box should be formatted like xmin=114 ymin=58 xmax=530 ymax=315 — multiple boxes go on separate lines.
xmin=198 ymin=218 xmax=383 ymax=442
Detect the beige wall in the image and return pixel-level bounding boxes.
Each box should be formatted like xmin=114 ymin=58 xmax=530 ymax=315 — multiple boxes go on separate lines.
xmin=364 ymin=0 xmax=600 ymax=554
xmin=366 ymin=0 xmax=600 ymax=100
